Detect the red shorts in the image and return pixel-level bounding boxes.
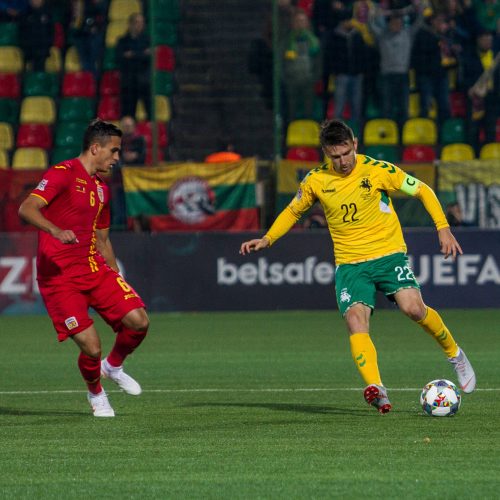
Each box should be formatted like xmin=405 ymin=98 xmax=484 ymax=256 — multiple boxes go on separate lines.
xmin=38 ymin=266 xmax=145 ymax=341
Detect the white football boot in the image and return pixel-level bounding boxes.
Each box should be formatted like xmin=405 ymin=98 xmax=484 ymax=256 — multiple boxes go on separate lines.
xmin=448 ymin=347 xmax=476 ymax=393
xmin=87 ymin=390 xmax=115 ymax=417
xmin=101 ymin=357 xmax=142 ymax=396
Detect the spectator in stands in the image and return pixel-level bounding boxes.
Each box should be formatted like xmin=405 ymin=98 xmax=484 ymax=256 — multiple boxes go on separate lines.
xmin=70 ymin=0 xmax=109 ymax=79
xmin=473 ymin=0 xmax=500 ymax=34
xmin=411 ymin=13 xmax=456 ymax=125
xmin=19 ymin=0 xmax=54 ymax=72
xmin=282 ymin=8 xmax=321 ymax=122
xmin=0 ymin=0 xmax=28 ymax=21
xmin=369 ymin=2 xmax=424 ymax=128
xmin=326 ymin=12 xmax=368 ymax=129
xmin=120 ymin=115 xmax=146 ymax=166
xmin=115 ymin=12 xmax=152 ymax=120
xmin=443 ymin=0 xmax=480 ymax=47
xmin=462 ymin=30 xmax=500 ymax=153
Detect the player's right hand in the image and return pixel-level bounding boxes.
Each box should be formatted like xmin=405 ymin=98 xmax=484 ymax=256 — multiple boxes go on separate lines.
xmin=54 ymin=229 xmax=79 ymax=244
xmin=239 ymin=237 xmax=270 ymax=255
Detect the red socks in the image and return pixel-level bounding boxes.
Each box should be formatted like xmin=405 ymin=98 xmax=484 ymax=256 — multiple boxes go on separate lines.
xmin=78 ymin=352 xmax=102 ymax=394
xmin=106 ymin=326 xmax=147 ymax=368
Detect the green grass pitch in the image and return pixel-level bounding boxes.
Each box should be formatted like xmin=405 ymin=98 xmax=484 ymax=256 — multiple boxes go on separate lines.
xmin=0 ymin=309 xmax=499 ymax=498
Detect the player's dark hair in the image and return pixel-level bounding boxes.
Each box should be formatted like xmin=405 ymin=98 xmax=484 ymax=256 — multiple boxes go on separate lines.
xmin=82 ymin=118 xmax=122 ymax=151
xmin=319 ymin=119 xmax=355 ymax=148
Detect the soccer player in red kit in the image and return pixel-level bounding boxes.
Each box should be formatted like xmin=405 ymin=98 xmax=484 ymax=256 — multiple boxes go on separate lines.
xmin=18 ymin=119 xmax=149 ymax=417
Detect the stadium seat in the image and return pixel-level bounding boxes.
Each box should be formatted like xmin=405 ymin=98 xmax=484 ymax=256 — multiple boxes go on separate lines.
xmin=16 ymin=123 xmax=53 ymax=149
xmin=155 ymin=45 xmax=175 ymax=71
xmin=0 ymin=46 xmax=23 ymax=73
xmin=286 ymin=146 xmax=320 ymax=162
xmin=479 ymin=142 xmax=500 ymax=160
xmin=0 ymin=98 xmax=19 ymax=124
xmin=151 ymin=0 xmax=181 ymax=21
xmin=0 ymin=122 xmax=14 ymax=150
xmin=51 ymin=145 xmax=81 ymax=164
xmin=364 ymin=145 xmax=400 ymax=163
xmin=105 ymin=20 xmax=128 ymax=47
xmin=0 ymin=149 xmax=9 ymax=168
xmin=97 ymin=95 xmax=121 ymax=120
xmin=62 ymin=71 xmax=96 ymax=98
xmin=155 ymin=71 xmax=175 ymax=96
xmin=23 ymin=72 xmax=59 ymax=97
xmin=136 ymin=95 xmax=171 ymax=122
xmin=12 ymin=147 xmax=48 ymax=169
xmin=109 ymin=0 xmax=142 ymax=21
xmin=64 ymin=46 xmax=82 ymax=72
xmin=0 ymin=73 xmax=20 ymax=98
xmin=363 ymin=119 xmax=399 ymax=146
xmin=54 ymin=121 xmax=86 ymax=148
xmin=45 ymin=46 xmax=62 ymax=73
xmin=441 ymin=118 xmax=465 ymax=145
xmin=152 ymin=21 xmax=178 ymax=46
xmin=286 ymin=119 xmax=321 ymax=147
xmin=402 ymin=118 xmax=437 ymax=146
xmin=136 ymin=121 xmax=168 ymax=147
xmin=440 ymin=143 xmax=475 ymax=161
xmin=58 ymin=97 xmax=96 ymax=123
xmin=20 ymin=97 xmax=56 ymax=124
xmin=449 ymin=91 xmax=466 ymax=118
xmin=0 ymin=22 xmax=18 ymax=46
xmin=145 ymin=146 xmax=165 ymax=165
xmin=103 ymin=47 xmax=117 ymax=70
xmin=401 ymin=145 xmax=436 ymax=163
xmin=99 ymin=70 xmax=120 ymax=96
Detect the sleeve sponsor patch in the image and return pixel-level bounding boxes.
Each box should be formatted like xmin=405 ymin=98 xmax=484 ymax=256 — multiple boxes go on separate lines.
xmin=36 ymin=179 xmax=48 ymax=191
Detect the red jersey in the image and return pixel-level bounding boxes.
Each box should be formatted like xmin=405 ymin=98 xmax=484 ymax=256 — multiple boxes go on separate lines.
xmin=30 ymin=158 xmax=111 ymax=280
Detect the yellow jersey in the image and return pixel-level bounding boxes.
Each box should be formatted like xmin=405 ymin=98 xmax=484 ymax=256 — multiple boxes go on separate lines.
xmin=266 ymin=154 xmax=448 ymax=265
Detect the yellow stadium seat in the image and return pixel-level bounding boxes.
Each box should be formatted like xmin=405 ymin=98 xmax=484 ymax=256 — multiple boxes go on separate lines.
xmin=0 ymin=149 xmax=9 ymax=169
xmin=64 ymin=46 xmax=82 ymax=72
xmin=109 ymin=0 xmax=142 ymax=21
xmin=286 ymin=119 xmax=320 ymax=147
xmin=0 ymin=46 xmax=23 ymax=73
xmin=20 ymin=97 xmax=56 ymax=124
xmin=45 ymin=46 xmax=62 ymax=73
xmin=12 ymin=147 xmax=48 ymax=170
xmin=479 ymin=142 xmax=500 ymax=160
xmin=106 ymin=20 xmax=128 ymax=47
xmin=402 ymin=118 xmax=437 ymax=146
xmin=363 ymin=118 xmax=399 ymax=146
xmin=440 ymin=143 xmax=475 ymax=162
xmin=0 ymin=122 xmax=14 ymax=150
xmin=136 ymin=96 xmax=171 ymax=122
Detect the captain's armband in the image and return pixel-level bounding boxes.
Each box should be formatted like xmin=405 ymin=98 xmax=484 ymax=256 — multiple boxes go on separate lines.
xmin=400 ymin=174 xmax=421 ymax=196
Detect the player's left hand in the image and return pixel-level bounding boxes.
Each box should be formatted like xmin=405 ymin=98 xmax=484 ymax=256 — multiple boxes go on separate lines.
xmin=438 ymin=227 xmax=463 ymax=260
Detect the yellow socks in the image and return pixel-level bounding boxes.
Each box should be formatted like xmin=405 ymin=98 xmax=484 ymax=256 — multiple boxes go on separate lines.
xmin=417 ymin=307 xmax=459 ymax=358
xmin=349 ymin=333 xmax=382 ymax=386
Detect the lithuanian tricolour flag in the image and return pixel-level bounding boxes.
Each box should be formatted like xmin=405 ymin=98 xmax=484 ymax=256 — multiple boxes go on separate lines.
xmin=122 ymin=159 xmax=259 ymax=231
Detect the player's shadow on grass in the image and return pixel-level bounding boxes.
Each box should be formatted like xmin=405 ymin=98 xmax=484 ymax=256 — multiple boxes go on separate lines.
xmin=0 ymin=407 xmax=88 ymax=417
xmin=185 ymin=402 xmax=381 ymax=417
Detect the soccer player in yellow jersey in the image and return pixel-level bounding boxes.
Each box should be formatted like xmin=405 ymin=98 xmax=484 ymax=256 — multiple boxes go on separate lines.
xmin=240 ymin=119 xmax=476 ymax=413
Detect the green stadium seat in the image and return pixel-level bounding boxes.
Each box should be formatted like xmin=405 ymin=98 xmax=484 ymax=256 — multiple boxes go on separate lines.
xmin=103 ymin=47 xmax=118 ymax=70
xmin=0 ymin=23 xmax=18 ymax=46
xmin=54 ymin=121 xmax=86 ymax=148
xmin=58 ymin=97 xmax=96 ymax=122
xmin=365 ymin=145 xmax=400 ymax=164
xmin=0 ymin=98 xmax=19 ymax=125
xmin=440 ymin=118 xmax=465 ymax=145
xmin=151 ymin=0 xmax=181 ymax=21
xmin=155 ymin=71 xmax=174 ymax=96
xmin=51 ymin=145 xmax=82 ymax=164
xmin=152 ymin=21 xmax=178 ymax=46
xmin=23 ymin=72 xmax=60 ymax=97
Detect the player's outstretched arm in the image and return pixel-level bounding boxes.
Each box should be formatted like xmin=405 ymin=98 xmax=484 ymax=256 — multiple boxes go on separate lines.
xmin=239 ymin=236 xmax=270 ymax=255
xmin=438 ymin=227 xmax=463 ymax=260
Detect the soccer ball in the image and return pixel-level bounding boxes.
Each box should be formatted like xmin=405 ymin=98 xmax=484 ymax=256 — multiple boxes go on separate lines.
xmin=420 ymin=379 xmax=461 ymax=417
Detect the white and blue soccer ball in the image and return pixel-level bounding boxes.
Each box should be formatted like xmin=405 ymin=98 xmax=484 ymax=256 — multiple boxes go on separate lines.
xmin=420 ymin=379 xmax=461 ymax=417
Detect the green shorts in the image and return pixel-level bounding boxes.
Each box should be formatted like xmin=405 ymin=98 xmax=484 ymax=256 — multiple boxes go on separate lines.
xmin=335 ymin=253 xmax=420 ymax=316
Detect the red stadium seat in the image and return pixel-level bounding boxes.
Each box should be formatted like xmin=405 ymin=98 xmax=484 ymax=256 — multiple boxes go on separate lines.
xmin=16 ymin=123 xmax=53 ymax=149
xmin=99 ymin=70 xmax=121 ymax=96
xmin=0 ymin=73 xmax=21 ymax=98
xmin=62 ymin=71 xmax=96 ymax=97
xmin=145 ymin=147 xmax=165 ymax=165
xmin=286 ymin=146 xmax=320 ymax=162
xmin=401 ymin=145 xmax=436 ymax=163
xmin=97 ymin=95 xmax=121 ymax=120
xmin=136 ymin=121 xmax=168 ymax=148
xmin=155 ymin=45 xmax=175 ymax=71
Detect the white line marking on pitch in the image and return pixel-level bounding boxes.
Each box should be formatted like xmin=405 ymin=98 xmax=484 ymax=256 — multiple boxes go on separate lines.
xmin=0 ymin=387 xmax=498 ymax=395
